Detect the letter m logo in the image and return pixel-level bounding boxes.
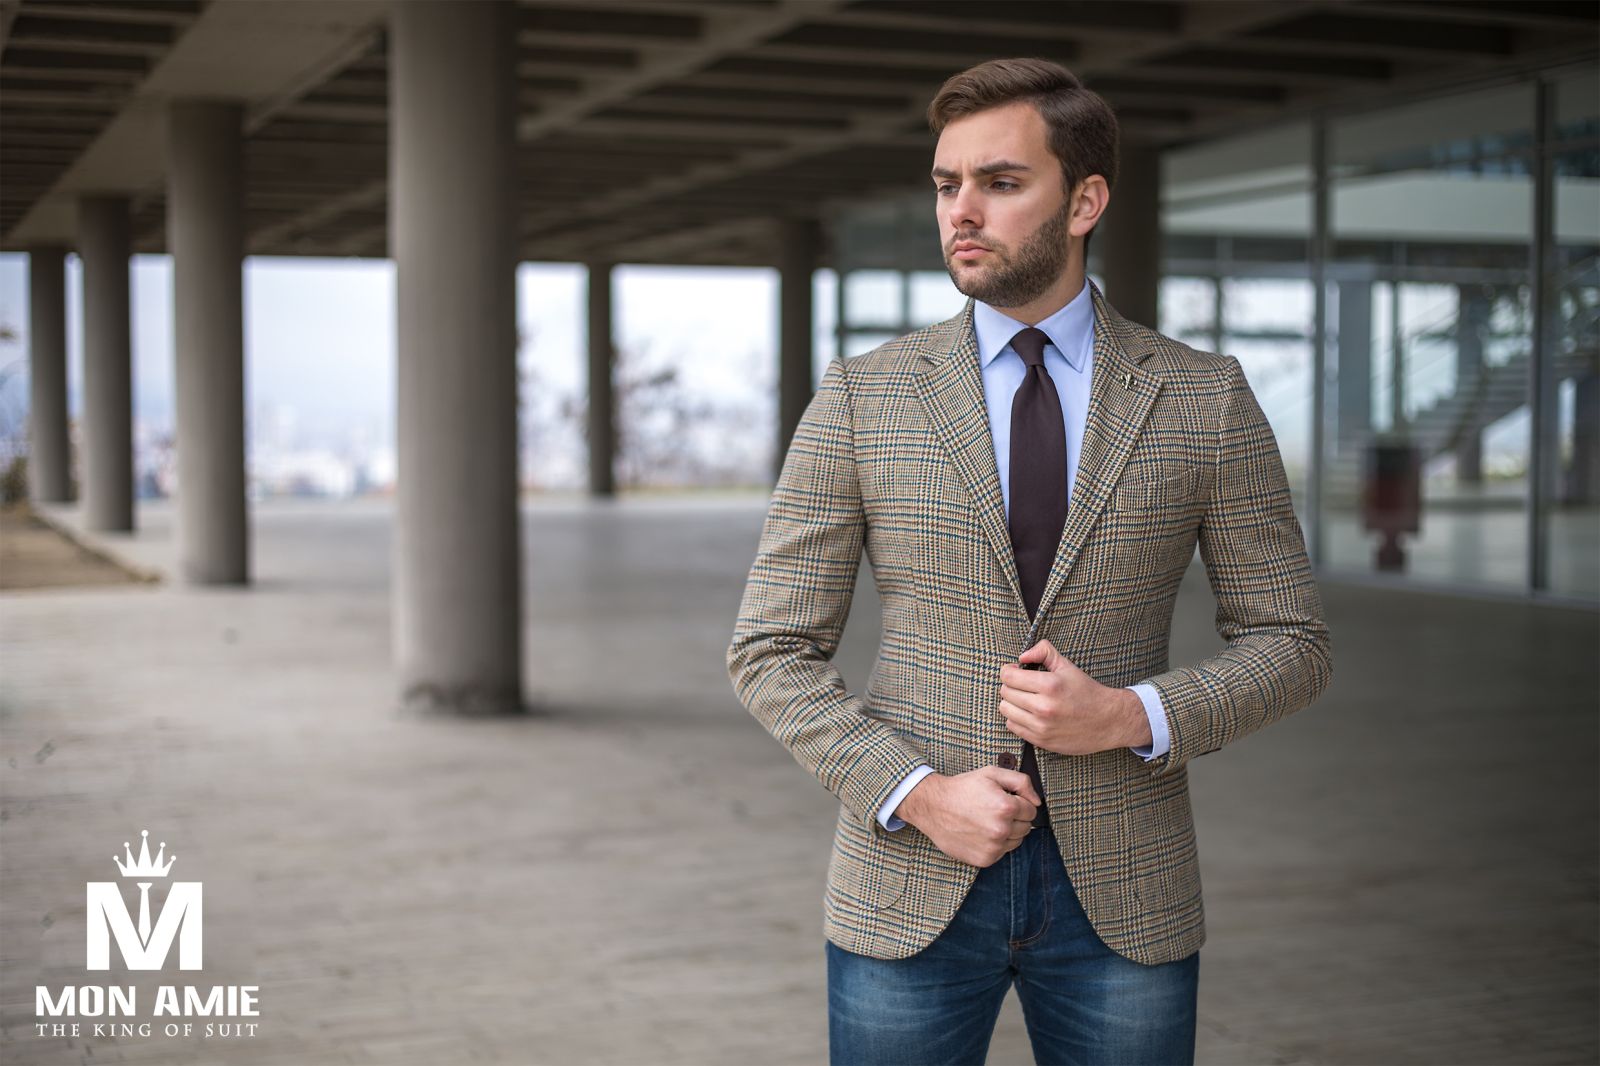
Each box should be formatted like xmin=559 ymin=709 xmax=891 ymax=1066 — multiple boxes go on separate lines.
xmin=85 ymin=883 xmax=203 ymax=970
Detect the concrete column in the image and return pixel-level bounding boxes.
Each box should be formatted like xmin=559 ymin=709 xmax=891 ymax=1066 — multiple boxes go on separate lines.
xmin=27 ymin=247 xmax=71 ymax=503
xmin=1569 ymin=371 xmax=1599 ymax=505
xmin=1209 ymin=274 xmax=1224 ymax=357
xmin=833 ymin=263 xmax=847 ymax=361
xmin=168 ymin=100 xmax=248 ymax=584
xmin=391 ymin=0 xmax=521 ymax=715
xmin=1389 ymin=282 xmax=1406 ymax=431
xmin=1454 ymin=285 xmax=1489 ymax=483
xmin=1337 ymin=280 xmax=1374 ymax=451
xmin=76 ymin=197 xmax=134 ymax=532
xmin=778 ymin=217 xmax=819 ymax=472
xmin=1097 ymin=142 xmax=1160 ymax=329
xmin=587 ymin=262 xmax=615 ymax=497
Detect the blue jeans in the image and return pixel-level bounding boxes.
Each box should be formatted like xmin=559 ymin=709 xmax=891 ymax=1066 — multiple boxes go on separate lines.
xmin=826 ymin=824 xmax=1199 ymax=1066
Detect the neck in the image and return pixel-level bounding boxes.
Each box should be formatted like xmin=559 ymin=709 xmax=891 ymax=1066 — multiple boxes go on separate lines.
xmin=990 ymin=252 xmax=1086 ymax=326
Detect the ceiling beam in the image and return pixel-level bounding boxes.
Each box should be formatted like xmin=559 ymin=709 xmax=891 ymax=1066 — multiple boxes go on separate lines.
xmin=1176 ymin=32 xmax=1597 ymax=145
xmin=1224 ymin=10 xmax=1515 ymax=63
xmin=515 ymin=0 xmax=847 ymax=142
xmin=1326 ymin=0 xmax=1599 ymax=32
xmin=508 ymin=2 xmax=1314 ymax=248
xmin=816 ymin=5 xmax=1177 ymax=44
xmin=15 ymin=1 xmax=199 ymax=26
xmin=0 ymin=31 xmax=169 ymax=57
xmin=17 ymin=0 xmax=1586 ymax=262
xmin=2 ymin=0 xmax=388 ymax=248
xmin=314 ymin=0 xmax=849 ymax=252
xmin=1113 ymin=49 xmax=1393 ymax=87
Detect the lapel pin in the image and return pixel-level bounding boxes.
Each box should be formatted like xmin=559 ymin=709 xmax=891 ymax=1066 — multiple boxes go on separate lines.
xmin=1122 ymin=371 xmax=1132 ymax=389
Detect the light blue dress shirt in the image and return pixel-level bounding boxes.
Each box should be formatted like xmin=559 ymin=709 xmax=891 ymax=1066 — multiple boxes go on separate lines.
xmin=878 ymin=281 xmax=1171 ymax=831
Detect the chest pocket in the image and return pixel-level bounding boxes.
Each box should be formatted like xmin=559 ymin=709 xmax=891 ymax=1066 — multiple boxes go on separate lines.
xmin=1110 ymin=467 xmax=1200 ymax=513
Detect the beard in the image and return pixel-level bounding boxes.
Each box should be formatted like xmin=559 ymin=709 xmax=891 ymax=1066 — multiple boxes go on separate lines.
xmin=943 ymin=198 xmax=1072 ymax=309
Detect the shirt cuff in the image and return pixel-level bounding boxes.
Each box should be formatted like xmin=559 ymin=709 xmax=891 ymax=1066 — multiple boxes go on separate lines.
xmin=1127 ymin=683 xmax=1171 ymax=761
xmin=877 ymin=764 xmax=937 ymax=831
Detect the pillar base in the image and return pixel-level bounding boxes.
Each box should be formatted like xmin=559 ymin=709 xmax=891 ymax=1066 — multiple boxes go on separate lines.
xmin=399 ymin=681 xmax=525 ymax=717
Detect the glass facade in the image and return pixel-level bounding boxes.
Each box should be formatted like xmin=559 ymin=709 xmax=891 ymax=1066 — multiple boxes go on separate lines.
xmin=1325 ymin=83 xmax=1538 ymax=593
xmin=831 ymin=63 xmax=1599 ymax=604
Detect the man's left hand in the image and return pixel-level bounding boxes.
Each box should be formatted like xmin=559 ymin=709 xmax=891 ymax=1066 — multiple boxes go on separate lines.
xmin=997 ymin=640 xmax=1150 ymax=755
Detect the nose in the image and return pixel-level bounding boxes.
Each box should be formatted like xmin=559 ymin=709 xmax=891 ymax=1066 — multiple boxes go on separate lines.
xmin=945 ymin=182 xmax=980 ymax=234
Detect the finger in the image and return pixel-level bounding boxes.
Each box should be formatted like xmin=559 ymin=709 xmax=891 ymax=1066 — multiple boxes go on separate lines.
xmin=994 ymin=768 xmax=1042 ymax=808
xmin=999 ymin=666 xmax=1048 ymax=694
xmin=1011 ymin=794 xmax=1039 ymax=822
xmin=999 ymin=700 xmax=1043 ymax=739
xmin=999 ymin=684 xmax=1049 ymax=714
xmin=1006 ymin=820 xmax=1034 ymax=842
xmin=988 ymin=767 xmax=1039 ymax=804
xmin=998 ymin=697 xmax=1037 ymax=724
xmin=1018 ymin=639 xmax=1059 ymax=669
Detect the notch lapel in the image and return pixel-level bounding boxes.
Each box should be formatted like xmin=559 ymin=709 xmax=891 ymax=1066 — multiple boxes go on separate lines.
xmin=1030 ymin=284 xmax=1163 ymax=626
xmin=912 ymin=300 xmax=1027 ymax=616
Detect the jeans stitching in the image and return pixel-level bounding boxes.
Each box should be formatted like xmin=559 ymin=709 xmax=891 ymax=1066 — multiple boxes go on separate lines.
xmin=998 ymin=832 xmax=1049 ymax=947
xmin=1009 ymin=832 xmax=1053 ymax=949
xmin=1007 ymin=845 xmax=1016 ymax=942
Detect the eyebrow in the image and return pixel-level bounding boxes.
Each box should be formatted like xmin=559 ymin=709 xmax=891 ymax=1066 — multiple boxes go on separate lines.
xmin=930 ymin=160 xmax=1034 ymax=180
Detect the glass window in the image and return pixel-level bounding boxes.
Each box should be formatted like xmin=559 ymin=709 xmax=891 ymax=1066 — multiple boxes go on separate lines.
xmin=910 ymin=271 xmax=966 ymax=325
xmin=1326 ymin=82 xmax=1536 ymax=591
xmin=1223 ymin=277 xmax=1315 ymax=498
xmin=1157 ymin=276 xmax=1217 ymax=350
xmin=844 ymin=271 xmax=905 ymax=330
xmin=1163 ymin=123 xmax=1315 ymax=506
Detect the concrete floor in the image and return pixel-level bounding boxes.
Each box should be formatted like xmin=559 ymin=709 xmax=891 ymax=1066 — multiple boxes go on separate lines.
xmin=1321 ymin=501 xmax=1600 ymax=603
xmin=1 ymin=496 xmax=1595 ymax=1066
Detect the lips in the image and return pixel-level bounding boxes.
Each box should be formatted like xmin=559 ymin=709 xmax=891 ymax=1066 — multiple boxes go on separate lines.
xmin=952 ymin=245 xmax=989 ymax=261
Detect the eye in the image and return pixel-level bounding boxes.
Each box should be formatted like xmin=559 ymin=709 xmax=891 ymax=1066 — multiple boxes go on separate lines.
xmin=935 ymin=183 xmax=957 ymax=196
xmin=991 ymin=179 xmax=1018 ymax=191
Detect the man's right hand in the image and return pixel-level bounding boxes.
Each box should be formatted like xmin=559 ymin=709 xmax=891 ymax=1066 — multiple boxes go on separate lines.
xmin=894 ymin=768 xmax=1039 ymax=868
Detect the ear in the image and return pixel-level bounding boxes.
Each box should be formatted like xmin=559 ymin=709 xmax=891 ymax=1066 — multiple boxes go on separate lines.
xmin=1068 ymin=175 xmax=1110 ymax=238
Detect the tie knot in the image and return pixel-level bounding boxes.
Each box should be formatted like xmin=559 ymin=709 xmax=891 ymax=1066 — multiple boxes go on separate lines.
xmin=1010 ymin=327 xmax=1050 ymax=368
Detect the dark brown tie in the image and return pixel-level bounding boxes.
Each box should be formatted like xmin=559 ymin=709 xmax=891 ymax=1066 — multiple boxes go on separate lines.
xmin=1007 ymin=326 xmax=1066 ymax=829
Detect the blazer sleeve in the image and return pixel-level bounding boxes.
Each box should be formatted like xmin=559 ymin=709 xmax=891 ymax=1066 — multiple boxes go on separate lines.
xmin=726 ymin=357 xmax=928 ymax=831
xmin=1139 ymin=355 xmax=1334 ymax=779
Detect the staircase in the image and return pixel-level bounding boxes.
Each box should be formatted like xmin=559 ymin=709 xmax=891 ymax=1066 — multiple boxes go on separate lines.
xmin=1325 ymin=347 xmax=1598 ymax=507
xmin=1325 ymin=265 xmax=1599 ymax=509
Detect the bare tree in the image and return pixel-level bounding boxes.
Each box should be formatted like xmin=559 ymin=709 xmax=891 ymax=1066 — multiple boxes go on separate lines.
xmin=539 ymin=338 xmax=776 ymax=491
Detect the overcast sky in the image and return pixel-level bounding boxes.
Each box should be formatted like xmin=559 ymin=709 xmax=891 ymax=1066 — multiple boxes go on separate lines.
xmin=0 ymin=253 xmax=824 ymax=456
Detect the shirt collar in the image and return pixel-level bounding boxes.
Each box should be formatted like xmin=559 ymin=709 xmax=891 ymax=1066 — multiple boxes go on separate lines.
xmin=972 ymin=278 xmax=1093 ymax=372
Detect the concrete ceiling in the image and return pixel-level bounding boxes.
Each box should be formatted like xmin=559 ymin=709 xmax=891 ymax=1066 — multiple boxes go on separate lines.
xmin=2 ymin=0 xmax=1595 ymax=267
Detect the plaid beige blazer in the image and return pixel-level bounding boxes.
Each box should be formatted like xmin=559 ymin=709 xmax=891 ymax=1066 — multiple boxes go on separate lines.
xmin=727 ymin=280 xmax=1332 ymax=966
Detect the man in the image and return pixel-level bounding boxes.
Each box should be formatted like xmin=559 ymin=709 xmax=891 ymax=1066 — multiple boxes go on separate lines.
xmin=727 ymin=57 xmax=1331 ymax=1066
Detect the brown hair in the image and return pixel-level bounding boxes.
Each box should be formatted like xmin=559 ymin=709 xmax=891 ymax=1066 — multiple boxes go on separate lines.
xmin=927 ymin=58 xmax=1119 ymax=242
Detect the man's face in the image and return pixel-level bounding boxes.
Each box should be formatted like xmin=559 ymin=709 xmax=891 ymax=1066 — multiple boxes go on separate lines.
xmin=931 ymin=101 xmax=1073 ymax=309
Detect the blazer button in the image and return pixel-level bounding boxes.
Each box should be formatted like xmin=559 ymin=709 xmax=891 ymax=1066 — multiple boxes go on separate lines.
xmin=996 ymin=752 xmax=1018 ymax=770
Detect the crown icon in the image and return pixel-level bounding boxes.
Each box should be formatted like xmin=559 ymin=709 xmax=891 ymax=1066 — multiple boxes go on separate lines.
xmin=113 ymin=829 xmax=175 ymax=877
